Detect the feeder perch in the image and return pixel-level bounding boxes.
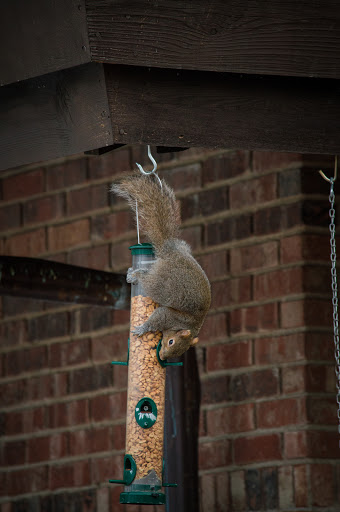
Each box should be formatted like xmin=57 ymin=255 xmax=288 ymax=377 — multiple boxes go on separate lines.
xmin=110 ymin=243 xmax=178 ymax=505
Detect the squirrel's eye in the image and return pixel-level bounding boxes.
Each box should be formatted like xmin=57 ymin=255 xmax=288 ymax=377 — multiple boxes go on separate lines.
xmin=168 ymin=339 xmax=175 ymax=346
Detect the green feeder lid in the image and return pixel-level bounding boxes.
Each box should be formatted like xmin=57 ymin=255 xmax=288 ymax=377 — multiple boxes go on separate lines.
xmin=129 ymin=243 xmax=154 ymax=255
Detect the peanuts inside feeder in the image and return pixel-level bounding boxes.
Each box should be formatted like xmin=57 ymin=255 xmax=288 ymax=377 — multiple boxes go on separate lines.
xmin=119 ymin=243 xmax=167 ymax=505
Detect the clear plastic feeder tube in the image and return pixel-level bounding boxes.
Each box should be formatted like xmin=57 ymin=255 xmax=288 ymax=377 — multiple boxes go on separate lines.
xmin=121 ymin=243 xmax=166 ymax=505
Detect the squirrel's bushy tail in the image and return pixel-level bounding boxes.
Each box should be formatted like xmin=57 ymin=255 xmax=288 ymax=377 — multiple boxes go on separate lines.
xmin=111 ymin=174 xmax=181 ymax=251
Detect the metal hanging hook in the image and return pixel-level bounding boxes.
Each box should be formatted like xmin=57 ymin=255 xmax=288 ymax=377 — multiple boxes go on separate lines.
xmin=136 ymin=145 xmax=162 ymax=189
xmin=319 ymin=155 xmax=338 ymax=183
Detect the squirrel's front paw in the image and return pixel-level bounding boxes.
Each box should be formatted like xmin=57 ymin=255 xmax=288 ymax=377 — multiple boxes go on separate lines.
xmin=132 ymin=324 xmax=148 ymax=336
xmin=126 ymin=267 xmax=138 ymax=284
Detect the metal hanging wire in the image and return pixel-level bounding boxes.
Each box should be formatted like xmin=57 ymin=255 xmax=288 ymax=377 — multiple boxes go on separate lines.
xmin=135 ymin=145 xmax=162 ymax=244
xmin=319 ymin=155 xmax=340 ymax=444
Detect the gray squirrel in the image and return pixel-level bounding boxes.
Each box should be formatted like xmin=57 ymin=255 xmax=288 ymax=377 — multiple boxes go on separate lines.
xmin=112 ymin=173 xmax=211 ymax=360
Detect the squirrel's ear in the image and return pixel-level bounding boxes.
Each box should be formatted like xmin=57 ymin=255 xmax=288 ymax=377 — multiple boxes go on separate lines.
xmin=178 ymin=329 xmax=191 ymax=339
xmin=190 ymin=337 xmax=199 ymax=346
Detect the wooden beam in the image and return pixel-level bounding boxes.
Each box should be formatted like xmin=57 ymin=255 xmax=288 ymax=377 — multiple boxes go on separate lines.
xmin=105 ymin=64 xmax=340 ymax=154
xmin=0 ymin=63 xmax=113 ymax=172
xmin=0 ymin=256 xmax=130 ymax=309
xmin=86 ymin=0 xmax=340 ymax=80
xmin=0 ymin=0 xmax=91 ymax=86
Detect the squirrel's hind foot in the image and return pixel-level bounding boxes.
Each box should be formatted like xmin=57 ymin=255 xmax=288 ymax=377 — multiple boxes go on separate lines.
xmin=126 ymin=267 xmax=148 ymax=284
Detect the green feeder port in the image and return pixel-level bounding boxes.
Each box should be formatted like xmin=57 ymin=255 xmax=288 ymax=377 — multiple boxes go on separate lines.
xmin=135 ymin=397 xmax=157 ymax=428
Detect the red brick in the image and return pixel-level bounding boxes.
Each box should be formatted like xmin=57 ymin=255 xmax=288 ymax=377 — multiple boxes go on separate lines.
xmin=294 ymin=465 xmax=308 ymax=507
xmin=199 ymin=439 xmax=231 ymax=470
xmin=278 ymin=466 xmax=294 ymax=509
xmin=230 ymin=368 xmax=279 ymax=401
xmin=28 ymin=433 xmax=68 ymax=463
xmin=7 ymin=465 xmax=48 ymax=495
xmin=255 ymin=333 xmax=305 ymax=365
xmin=46 ymin=159 xmax=87 ymax=190
xmin=206 ymin=341 xmax=252 ymax=371
xmin=79 ymin=307 xmax=112 ymax=333
xmin=69 ymin=426 xmax=112 ymax=456
xmin=112 ymin=309 xmax=130 ymax=327
xmin=180 ymin=225 xmax=201 ymax=250
xmin=254 ymin=267 xmax=303 ymax=301
xmin=112 ymin=423 xmax=126 ymax=451
xmin=90 ymin=392 xmax=127 ymax=423
xmin=111 ymin=239 xmax=134 ymax=270
xmin=305 ymin=332 xmax=334 ymax=361
xmin=97 ymin=487 xmax=110 ymax=511
xmin=216 ymin=471 xmax=230 ymax=512
xmin=196 ymin=250 xmax=228 ymax=280
xmin=92 ymin=332 xmax=127 ymax=362
xmin=2 ymin=169 xmax=44 ymax=200
xmin=48 ymin=399 xmax=89 ymax=429
xmin=23 ymin=194 xmax=64 ymax=225
xmin=252 ymin=152 xmax=302 ymax=173
xmin=304 ymin=265 xmax=331 ymax=294
xmin=67 ymin=185 xmax=108 ymax=216
xmin=92 ymin=454 xmax=123 ymax=483
xmin=202 ymin=151 xmax=250 ymax=184
xmin=280 ymin=300 xmax=304 ymax=328
xmin=207 ymin=403 xmax=254 ymax=435
xmin=306 ymin=397 xmax=337 ymax=426
xmin=0 ymin=203 xmax=21 ymax=231
xmin=22 ymin=407 xmax=45 ymax=434
xmin=281 ymin=234 xmax=330 ymax=264
xmin=284 ymin=431 xmax=308 ymax=459
xmin=234 ymin=434 xmax=282 ymax=465
xmin=308 ymin=430 xmax=339 ymax=459
xmin=28 ymin=312 xmax=69 ymax=341
xmin=163 ymin=163 xmax=202 ymax=192
xmin=88 ymin=147 xmax=131 ymax=179
xmin=211 ymin=276 xmax=251 ymax=309
xmin=53 ymin=372 xmax=68 ymax=397
xmin=69 ymin=364 xmax=112 ymax=395
xmin=48 ymin=219 xmax=90 ymax=252
xmin=201 ymin=375 xmax=229 ymax=404
xmin=91 ymin=211 xmax=131 ymax=241
xmin=257 ymin=398 xmax=306 ymax=429
xmin=49 ymin=339 xmax=90 ymax=367
xmin=200 ymin=474 xmax=215 ymax=511
xmin=230 ymin=174 xmax=277 ymax=209
xmin=0 ymin=379 xmax=27 ymax=407
xmin=5 ymin=345 xmax=47 ymax=376
xmin=4 ymin=228 xmax=46 ymax=256
xmin=282 ymin=365 xmax=306 ymax=394
xmin=3 ymin=440 xmax=26 ymax=466
xmin=311 ymin=464 xmax=335 ymax=507
xmin=2 ymin=410 xmax=23 ymax=436
xmin=281 ymin=299 xmax=332 ymax=329
xmin=206 ymin=214 xmax=252 ymax=246
xmin=26 ymin=374 xmax=54 ymax=402
xmin=231 ymin=471 xmax=246 ymax=511
xmin=305 ymin=364 xmax=335 ymax=393
xmin=198 ymin=313 xmax=227 ymax=344
xmin=67 ymin=245 xmax=110 ymax=270
xmin=0 ymin=319 xmax=27 ymax=348
xmin=230 ymin=241 xmax=278 ymax=274
xmin=230 ymin=302 xmax=278 ymax=334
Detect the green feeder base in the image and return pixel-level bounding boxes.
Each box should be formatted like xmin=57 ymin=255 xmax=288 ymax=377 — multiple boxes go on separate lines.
xmin=120 ymin=491 xmax=166 ymax=505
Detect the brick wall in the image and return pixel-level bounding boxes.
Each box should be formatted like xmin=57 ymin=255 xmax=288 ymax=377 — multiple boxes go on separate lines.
xmin=0 ymin=146 xmax=339 ymax=511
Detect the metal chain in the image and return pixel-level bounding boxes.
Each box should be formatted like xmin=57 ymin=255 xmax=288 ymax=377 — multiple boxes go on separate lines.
xmin=327 ymin=178 xmax=340 ymax=436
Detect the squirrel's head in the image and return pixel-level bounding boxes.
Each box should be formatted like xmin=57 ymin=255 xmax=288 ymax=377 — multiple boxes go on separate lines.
xmin=159 ymin=329 xmax=198 ymax=360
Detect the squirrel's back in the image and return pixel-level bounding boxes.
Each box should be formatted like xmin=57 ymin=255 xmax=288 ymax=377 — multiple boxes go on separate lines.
xmin=112 ymin=174 xmax=181 ymax=252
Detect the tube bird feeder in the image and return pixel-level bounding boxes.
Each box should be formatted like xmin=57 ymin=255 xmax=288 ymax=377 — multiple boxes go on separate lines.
xmin=110 ymin=243 xmax=179 ymax=505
